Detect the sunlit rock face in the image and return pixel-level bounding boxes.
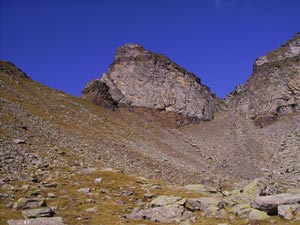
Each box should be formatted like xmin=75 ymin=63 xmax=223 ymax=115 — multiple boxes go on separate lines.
xmin=226 ymin=33 xmax=300 ymax=120
xmin=82 ymin=44 xmax=221 ymax=122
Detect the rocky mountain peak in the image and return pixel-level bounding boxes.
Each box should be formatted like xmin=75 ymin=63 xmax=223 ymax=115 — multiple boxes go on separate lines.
xmin=82 ymin=44 xmax=221 ymax=125
xmin=227 ymin=33 xmax=300 ymax=125
xmin=255 ymin=32 xmax=300 ymax=67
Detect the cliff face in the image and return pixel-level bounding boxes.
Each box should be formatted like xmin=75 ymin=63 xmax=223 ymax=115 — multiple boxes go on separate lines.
xmin=82 ymin=44 xmax=221 ymax=123
xmin=226 ymin=33 xmax=300 ymax=123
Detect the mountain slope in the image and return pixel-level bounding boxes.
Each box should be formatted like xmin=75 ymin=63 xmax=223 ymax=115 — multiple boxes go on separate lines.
xmin=1 ymin=34 xmax=300 ymax=224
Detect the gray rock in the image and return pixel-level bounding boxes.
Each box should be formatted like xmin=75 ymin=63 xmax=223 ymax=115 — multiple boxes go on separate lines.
xmin=252 ymin=193 xmax=300 ymax=215
xmin=77 ymin=188 xmax=91 ymax=194
xmin=231 ymin=203 xmax=252 ymax=219
xmin=94 ymin=177 xmax=102 ymax=183
xmin=86 ymin=207 xmax=98 ymax=213
xmin=13 ymin=198 xmax=46 ymax=210
xmin=150 ymin=195 xmax=186 ymax=207
xmin=82 ymin=44 xmax=221 ymax=123
xmin=47 ymin=193 xmax=56 ymax=199
xmin=278 ymin=203 xmax=300 ymax=220
xmin=12 ymin=139 xmax=26 ymax=144
xmin=248 ymin=209 xmax=269 ymax=220
xmin=185 ymin=197 xmax=222 ymax=211
xmin=225 ymin=179 xmax=268 ymax=206
xmin=0 ymin=193 xmax=11 ymax=200
xmin=126 ymin=205 xmax=191 ymax=223
xmin=203 ymin=206 xmax=227 ymax=218
xmin=22 ymin=207 xmax=55 ymax=218
xmin=7 ymin=217 xmax=66 ymax=225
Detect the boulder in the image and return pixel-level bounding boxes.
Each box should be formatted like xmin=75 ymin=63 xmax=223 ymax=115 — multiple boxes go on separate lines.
xmin=13 ymin=198 xmax=45 ymax=210
xmin=231 ymin=203 xmax=252 ymax=219
xmin=77 ymin=188 xmax=91 ymax=194
xmin=7 ymin=217 xmax=65 ymax=225
xmin=185 ymin=197 xmax=222 ymax=211
xmin=252 ymin=193 xmax=300 ymax=215
xmin=150 ymin=195 xmax=186 ymax=207
xmin=225 ymin=179 xmax=267 ymax=206
xmin=278 ymin=203 xmax=300 ymax=220
xmin=248 ymin=209 xmax=269 ymax=220
xmin=203 ymin=206 xmax=227 ymax=219
xmin=22 ymin=207 xmax=55 ymax=218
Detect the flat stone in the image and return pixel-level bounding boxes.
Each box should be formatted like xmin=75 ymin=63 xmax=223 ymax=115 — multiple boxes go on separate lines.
xmin=150 ymin=195 xmax=186 ymax=207
xmin=7 ymin=217 xmax=66 ymax=225
xmin=252 ymin=193 xmax=300 ymax=215
xmin=22 ymin=207 xmax=55 ymax=218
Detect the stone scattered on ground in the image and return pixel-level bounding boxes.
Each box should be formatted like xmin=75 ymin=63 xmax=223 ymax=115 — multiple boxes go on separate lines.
xmin=94 ymin=177 xmax=102 ymax=183
xmin=150 ymin=195 xmax=186 ymax=207
xmin=77 ymin=187 xmax=91 ymax=194
xmin=7 ymin=217 xmax=66 ymax=225
xmin=12 ymin=139 xmax=26 ymax=144
xmin=22 ymin=207 xmax=55 ymax=218
xmin=86 ymin=207 xmax=98 ymax=213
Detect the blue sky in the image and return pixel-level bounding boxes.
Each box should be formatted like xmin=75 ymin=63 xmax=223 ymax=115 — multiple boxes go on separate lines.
xmin=1 ymin=0 xmax=299 ymax=98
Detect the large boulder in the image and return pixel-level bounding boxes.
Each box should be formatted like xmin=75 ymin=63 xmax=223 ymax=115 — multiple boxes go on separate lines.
xmin=185 ymin=197 xmax=222 ymax=212
xmin=252 ymin=193 xmax=300 ymax=215
xmin=22 ymin=207 xmax=55 ymax=219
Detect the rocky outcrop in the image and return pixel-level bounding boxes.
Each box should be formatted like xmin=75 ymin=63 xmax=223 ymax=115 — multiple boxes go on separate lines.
xmin=0 ymin=60 xmax=29 ymax=79
xmin=81 ymin=79 xmax=118 ymax=110
xmin=226 ymin=33 xmax=300 ymax=122
xmin=82 ymin=44 xmax=221 ymax=123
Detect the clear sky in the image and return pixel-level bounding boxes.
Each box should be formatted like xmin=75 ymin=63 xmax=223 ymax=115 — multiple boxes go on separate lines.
xmin=1 ymin=0 xmax=299 ymax=98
